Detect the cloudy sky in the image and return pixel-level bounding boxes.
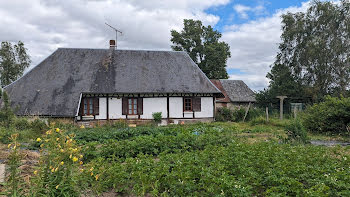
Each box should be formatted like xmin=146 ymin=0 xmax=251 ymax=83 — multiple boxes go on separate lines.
xmin=0 ymin=0 xmax=312 ymax=91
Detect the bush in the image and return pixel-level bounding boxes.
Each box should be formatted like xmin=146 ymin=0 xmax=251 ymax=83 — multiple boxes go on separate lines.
xmin=215 ymin=108 xmax=233 ymax=122
xmin=302 ymin=96 xmax=350 ymax=134
xmin=14 ymin=118 xmax=31 ymax=130
xmin=30 ymin=119 xmax=48 ymax=133
xmin=284 ymin=118 xmax=309 ymax=144
xmin=152 ymin=112 xmax=162 ymax=123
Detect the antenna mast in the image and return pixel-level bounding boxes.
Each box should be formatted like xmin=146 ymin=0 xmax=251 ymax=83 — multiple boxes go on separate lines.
xmin=105 ymin=22 xmax=123 ymax=49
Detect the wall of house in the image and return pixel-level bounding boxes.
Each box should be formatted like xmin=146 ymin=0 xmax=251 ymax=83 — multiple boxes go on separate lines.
xmin=194 ymin=97 xmax=213 ymax=118
xmin=140 ymin=98 xmax=167 ymax=119
xmin=95 ymin=97 xmax=107 ymax=119
xmin=169 ymin=97 xmax=183 ymax=118
xmin=109 ymin=98 xmax=126 ymax=119
xmin=85 ymin=96 xmax=214 ymax=120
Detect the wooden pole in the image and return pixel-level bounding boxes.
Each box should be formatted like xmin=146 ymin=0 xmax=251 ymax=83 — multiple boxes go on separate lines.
xmin=294 ymin=106 xmax=297 ymax=119
xmin=266 ymin=106 xmax=269 ymax=122
xmin=276 ymin=96 xmax=287 ymax=120
xmin=243 ymin=102 xmax=251 ymax=122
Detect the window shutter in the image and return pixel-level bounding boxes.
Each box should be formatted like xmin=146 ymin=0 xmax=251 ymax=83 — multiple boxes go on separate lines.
xmin=93 ymin=98 xmax=99 ymax=115
xmin=122 ymin=98 xmax=128 ymax=115
xmin=137 ymin=98 xmax=143 ymax=115
xmin=79 ymin=98 xmax=84 ymax=115
xmin=193 ymin=97 xmax=201 ymax=112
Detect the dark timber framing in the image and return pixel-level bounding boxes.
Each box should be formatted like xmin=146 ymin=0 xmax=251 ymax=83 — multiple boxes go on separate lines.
xmin=106 ymin=95 xmax=109 ymax=121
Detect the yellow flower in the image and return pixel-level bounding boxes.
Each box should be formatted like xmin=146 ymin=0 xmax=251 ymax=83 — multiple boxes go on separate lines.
xmin=80 ymin=169 xmax=84 ymax=172
xmin=13 ymin=145 xmax=16 ymax=150
xmin=72 ymin=157 xmax=78 ymax=162
xmin=50 ymin=166 xmax=53 ymax=169
xmin=80 ymin=125 xmax=85 ymax=129
xmin=72 ymin=148 xmax=78 ymax=153
xmin=55 ymin=128 xmax=60 ymax=132
xmin=60 ymin=149 xmax=64 ymax=153
xmin=51 ymin=168 xmax=55 ymax=173
xmin=34 ymin=170 xmax=38 ymax=175
xmin=46 ymin=130 xmax=52 ymax=135
xmin=55 ymin=167 xmax=58 ymax=172
xmin=89 ymin=167 xmax=94 ymax=172
xmin=40 ymin=144 xmax=44 ymax=148
xmin=56 ymin=138 xmax=60 ymax=141
xmin=79 ymin=155 xmax=83 ymax=159
xmin=69 ymin=154 xmax=72 ymax=159
xmin=58 ymin=144 xmax=61 ymax=148
xmin=55 ymin=185 xmax=59 ymax=189
xmin=60 ymin=161 xmax=64 ymax=165
xmin=36 ymin=138 xmax=42 ymax=142
xmin=7 ymin=144 xmax=11 ymax=148
xmin=95 ymin=174 xmax=100 ymax=181
xmin=90 ymin=172 xmax=94 ymax=176
xmin=79 ymin=161 xmax=83 ymax=165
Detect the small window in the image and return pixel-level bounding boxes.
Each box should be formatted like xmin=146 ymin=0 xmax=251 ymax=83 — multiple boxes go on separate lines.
xmin=128 ymin=98 xmax=138 ymax=115
xmin=81 ymin=97 xmax=98 ymax=116
xmin=184 ymin=97 xmax=192 ymax=111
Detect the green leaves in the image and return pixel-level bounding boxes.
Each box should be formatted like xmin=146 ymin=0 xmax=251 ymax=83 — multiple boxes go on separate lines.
xmin=273 ymin=1 xmax=350 ymax=100
xmin=170 ymin=19 xmax=230 ymax=79
xmin=0 ymin=41 xmax=31 ymax=87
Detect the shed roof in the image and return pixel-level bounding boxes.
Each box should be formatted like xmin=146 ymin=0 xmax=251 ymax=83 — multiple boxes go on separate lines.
xmin=4 ymin=48 xmax=221 ymax=117
xmin=211 ymin=79 xmax=256 ymax=103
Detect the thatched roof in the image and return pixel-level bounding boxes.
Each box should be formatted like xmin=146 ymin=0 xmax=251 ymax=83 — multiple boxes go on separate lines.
xmin=211 ymin=79 xmax=256 ymax=103
xmin=4 ymin=48 xmax=221 ymax=117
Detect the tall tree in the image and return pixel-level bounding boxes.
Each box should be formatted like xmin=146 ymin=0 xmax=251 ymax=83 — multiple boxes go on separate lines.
xmin=273 ymin=0 xmax=350 ymax=101
xmin=0 ymin=41 xmax=31 ymax=87
xmin=171 ymin=19 xmax=231 ymax=79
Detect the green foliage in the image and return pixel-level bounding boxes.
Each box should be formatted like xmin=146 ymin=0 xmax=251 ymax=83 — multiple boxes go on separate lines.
xmin=30 ymin=128 xmax=84 ymax=196
xmin=87 ymin=142 xmax=350 ymax=196
xmin=302 ymin=96 xmax=350 ymax=134
xmin=273 ymin=1 xmax=350 ymax=100
xmin=0 ymin=91 xmax=15 ymax=128
xmin=4 ymin=134 xmax=23 ymax=196
xmin=216 ymin=107 xmax=263 ymax=122
xmin=152 ymin=112 xmax=162 ymax=123
xmin=171 ymin=19 xmax=231 ymax=79
xmin=0 ymin=41 xmax=31 ymax=87
xmin=284 ymin=118 xmax=309 ymax=144
xmin=30 ymin=119 xmax=48 ymax=133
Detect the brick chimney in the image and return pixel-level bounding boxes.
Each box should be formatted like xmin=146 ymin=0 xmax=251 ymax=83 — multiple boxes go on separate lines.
xmin=109 ymin=40 xmax=116 ymax=50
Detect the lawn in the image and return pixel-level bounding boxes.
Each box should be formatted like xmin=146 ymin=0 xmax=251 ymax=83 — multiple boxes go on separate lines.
xmin=1 ymin=119 xmax=350 ymax=196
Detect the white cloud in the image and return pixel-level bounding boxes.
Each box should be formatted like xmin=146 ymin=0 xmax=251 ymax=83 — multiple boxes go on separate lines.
xmin=233 ymin=3 xmax=267 ymax=19
xmin=223 ymin=2 xmax=310 ymax=90
xmin=0 ymin=0 xmax=229 ymax=68
xmin=0 ymin=0 xmax=314 ymax=91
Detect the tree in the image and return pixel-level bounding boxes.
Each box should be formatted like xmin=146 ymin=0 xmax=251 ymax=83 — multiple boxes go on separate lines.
xmin=0 ymin=41 xmax=31 ymax=87
xmin=273 ymin=0 xmax=350 ymax=101
xmin=171 ymin=19 xmax=231 ymax=79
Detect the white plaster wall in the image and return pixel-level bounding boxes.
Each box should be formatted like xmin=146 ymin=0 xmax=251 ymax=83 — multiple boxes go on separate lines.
xmin=95 ymin=97 xmax=107 ymax=120
xmin=184 ymin=112 xmax=194 ymax=118
xmin=194 ymin=97 xmax=214 ymax=118
xmin=109 ymin=98 xmax=126 ymax=119
xmin=169 ymin=97 xmax=183 ymax=118
xmin=140 ymin=98 xmax=167 ymax=119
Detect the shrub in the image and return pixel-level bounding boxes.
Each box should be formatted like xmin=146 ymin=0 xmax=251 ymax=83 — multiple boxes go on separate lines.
xmin=302 ymin=96 xmax=350 ymax=134
xmin=14 ymin=118 xmax=31 ymax=130
xmin=232 ymin=108 xmax=245 ymax=121
xmin=152 ymin=112 xmax=162 ymax=123
xmin=30 ymin=119 xmax=48 ymax=133
xmin=215 ymin=108 xmax=233 ymax=122
xmin=284 ymin=118 xmax=309 ymax=144
xmin=30 ymin=128 xmax=85 ymax=196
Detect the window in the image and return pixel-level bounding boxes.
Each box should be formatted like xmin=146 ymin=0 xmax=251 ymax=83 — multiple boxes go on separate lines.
xmin=184 ymin=97 xmax=192 ymax=111
xmin=128 ymin=98 xmax=138 ymax=115
xmin=122 ymin=98 xmax=143 ymax=116
xmin=80 ymin=97 xmax=99 ymax=116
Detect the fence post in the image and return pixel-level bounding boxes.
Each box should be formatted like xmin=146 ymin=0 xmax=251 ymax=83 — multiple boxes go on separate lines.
xmin=266 ymin=106 xmax=269 ymax=122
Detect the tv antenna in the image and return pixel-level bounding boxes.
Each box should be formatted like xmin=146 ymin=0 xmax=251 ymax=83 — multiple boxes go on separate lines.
xmin=105 ymin=22 xmax=123 ymax=49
